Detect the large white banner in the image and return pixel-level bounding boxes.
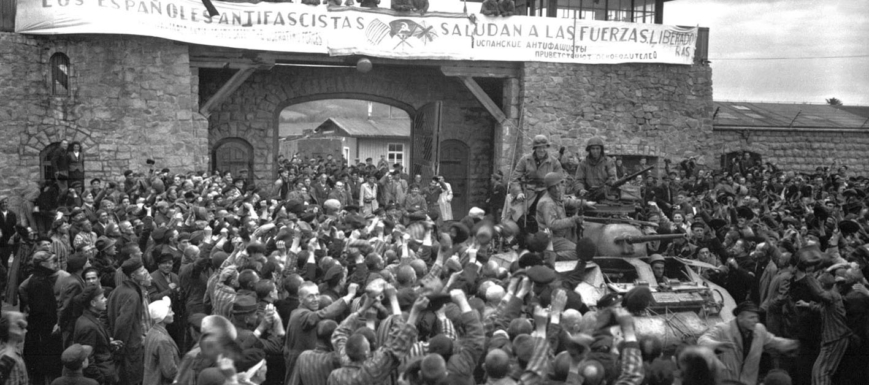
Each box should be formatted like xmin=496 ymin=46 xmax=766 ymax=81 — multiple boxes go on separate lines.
xmin=15 ymin=0 xmax=698 ymax=64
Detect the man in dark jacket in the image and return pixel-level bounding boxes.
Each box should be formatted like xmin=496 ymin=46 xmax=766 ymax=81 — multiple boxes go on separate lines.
xmin=283 ymin=281 xmax=357 ymax=384
xmin=107 ymin=258 xmax=152 ymax=385
xmin=51 ymin=139 xmax=71 ymax=192
xmin=74 ymin=285 xmax=119 ymax=384
xmin=57 ymin=253 xmax=89 ymax=348
xmin=0 ymin=197 xmax=17 ymax=271
xmin=486 ymin=172 xmax=507 ymax=223
xmin=148 ymin=253 xmax=183 ymax=345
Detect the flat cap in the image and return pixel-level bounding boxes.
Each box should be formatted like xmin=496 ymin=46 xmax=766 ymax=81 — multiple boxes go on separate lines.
xmin=526 ymin=265 xmax=556 ymax=285
xmin=232 ymin=295 xmax=257 ymax=314
xmin=61 ymin=344 xmax=93 ymax=367
xmin=732 ymin=300 xmax=760 ymax=316
xmin=121 ymin=257 xmax=144 ymax=276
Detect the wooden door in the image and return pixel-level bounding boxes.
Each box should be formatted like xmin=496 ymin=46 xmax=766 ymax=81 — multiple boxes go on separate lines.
xmin=213 ymin=138 xmax=254 ymax=182
xmin=411 ymin=102 xmax=442 ymax=182
xmin=439 ymin=139 xmax=469 ymax=219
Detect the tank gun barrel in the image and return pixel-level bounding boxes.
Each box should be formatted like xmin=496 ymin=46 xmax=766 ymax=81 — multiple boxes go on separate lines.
xmin=609 ymin=166 xmax=654 ymax=189
xmin=581 ymin=216 xmax=659 ymax=228
xmin=614 ymin=233 xmax=687 ymax=244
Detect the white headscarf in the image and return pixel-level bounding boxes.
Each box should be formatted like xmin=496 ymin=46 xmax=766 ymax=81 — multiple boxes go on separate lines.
xmin=148 ymin=296 xmax=172 ymax=322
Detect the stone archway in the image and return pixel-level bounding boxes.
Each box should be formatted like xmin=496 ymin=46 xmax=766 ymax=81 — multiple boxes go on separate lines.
xmin=201 ymin=64 xmax=497 ymax=210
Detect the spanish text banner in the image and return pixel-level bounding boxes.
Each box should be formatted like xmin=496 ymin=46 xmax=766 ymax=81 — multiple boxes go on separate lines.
xmin=327 ymin=7 xmax=696 ymax=64
xmin=15 ymin=0 xmax=698 ymax=64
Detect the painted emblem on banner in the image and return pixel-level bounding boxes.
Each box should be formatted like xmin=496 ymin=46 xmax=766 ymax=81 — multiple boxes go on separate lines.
xmin=365 ymin=19 xmax=437 ymax=50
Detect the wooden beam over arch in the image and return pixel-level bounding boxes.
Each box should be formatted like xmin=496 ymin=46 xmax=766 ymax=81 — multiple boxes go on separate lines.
xmin=199 ymin=66 xmax=261 ymax=118
xmin=456 ymin=76 xmax=508 ymax=125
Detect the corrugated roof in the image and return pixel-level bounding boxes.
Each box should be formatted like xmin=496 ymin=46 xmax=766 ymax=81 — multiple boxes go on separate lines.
xmin=713 ymin=102 xmax=869 ymax=128
xmin=834 ymin=105 xmax=869 ymax=120
xmin=315 ymin=117 xmax=411 ymax=138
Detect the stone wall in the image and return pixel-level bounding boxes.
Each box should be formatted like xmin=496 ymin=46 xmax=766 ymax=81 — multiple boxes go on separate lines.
xmin=201 ymin=66 xmax=496 ymax=212
xmin=713 ymin=128 xmax=869 ymax=174
xmin=517 ymin=62 xmax=714 ymax=176
xmin=0 ymin=33 xmax=208 ymax=207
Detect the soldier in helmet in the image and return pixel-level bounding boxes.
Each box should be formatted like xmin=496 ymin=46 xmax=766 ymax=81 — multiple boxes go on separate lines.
xmin=536 ymin=172 xmax=589 ymax=261
xmin=649 ymin=253 xmax=671 ymax=288
xmin=575 ymin=137 xmax=616 ymax=201
xmin=504 ymin=135 xmax=563 ymax=223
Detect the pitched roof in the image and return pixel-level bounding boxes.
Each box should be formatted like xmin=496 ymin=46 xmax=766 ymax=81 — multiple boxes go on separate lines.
xmin=834 ymin=105 xmax=869 ymax=119
xmin=315 ymin=117 xmax=411 ymax=138
xmin=713 ymin=102 xmax=869 ymax=129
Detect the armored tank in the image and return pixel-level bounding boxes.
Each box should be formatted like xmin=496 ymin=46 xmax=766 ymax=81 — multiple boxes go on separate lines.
xmin=558 ymin=216 xmax=736 ymax=350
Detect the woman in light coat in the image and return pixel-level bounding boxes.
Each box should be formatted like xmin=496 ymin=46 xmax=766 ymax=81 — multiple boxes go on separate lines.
xmin=437 ymin=176 xmax=453 ymax=221
xmin=360 ymin=174 xmax=379 ymax=216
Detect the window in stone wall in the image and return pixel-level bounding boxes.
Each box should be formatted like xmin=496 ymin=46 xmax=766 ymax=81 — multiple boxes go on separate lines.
xmin=50 ymin=53 xmax=70 ymax=96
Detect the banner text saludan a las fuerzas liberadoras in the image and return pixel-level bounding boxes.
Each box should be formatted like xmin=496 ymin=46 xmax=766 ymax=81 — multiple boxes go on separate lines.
xmin=18 ymin=0 xmax=698 ymax=64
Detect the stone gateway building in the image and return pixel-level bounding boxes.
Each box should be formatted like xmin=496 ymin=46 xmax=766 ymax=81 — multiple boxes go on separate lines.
xmin=1 ymin=0 xmax=866 ymax=215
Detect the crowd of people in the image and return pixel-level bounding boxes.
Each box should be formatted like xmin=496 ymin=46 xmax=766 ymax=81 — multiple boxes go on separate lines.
xmin=0 ymin=135 xmax=865 ymax=385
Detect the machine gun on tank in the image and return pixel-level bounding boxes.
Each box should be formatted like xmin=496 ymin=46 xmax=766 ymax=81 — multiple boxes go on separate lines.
xmin=582 ymin=166 xmax=654 ymax=202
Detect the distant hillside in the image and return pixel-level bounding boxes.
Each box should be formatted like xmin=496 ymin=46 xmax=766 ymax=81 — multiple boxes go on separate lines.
xmin=279 ymin=99 xmax=408 ymax=123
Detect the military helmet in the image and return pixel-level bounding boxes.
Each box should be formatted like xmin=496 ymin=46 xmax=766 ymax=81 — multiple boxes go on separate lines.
xmin=532 ymin=135 xmax=551 ymax=149
xmin=585 ymin=137 xmax=604 ymax=151
xmin=544 ymin=172 xmax=564 ymax=188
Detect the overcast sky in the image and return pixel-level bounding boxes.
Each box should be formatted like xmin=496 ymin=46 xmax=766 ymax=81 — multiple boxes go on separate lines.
xmin=665 ymin=0 xmax=869 ymax=106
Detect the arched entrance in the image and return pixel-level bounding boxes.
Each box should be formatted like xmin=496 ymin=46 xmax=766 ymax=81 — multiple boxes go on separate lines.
xmin=201 ymin=64 xmax=498 ymax=212
xmin=439 ymin=139 xmax=470 ymax=219
xmin=212 ymin=138 xmax=254 ymax=183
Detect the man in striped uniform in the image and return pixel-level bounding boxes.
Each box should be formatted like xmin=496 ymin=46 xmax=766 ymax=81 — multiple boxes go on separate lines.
xmin=798 ymin=269 xmax=853 ymax=385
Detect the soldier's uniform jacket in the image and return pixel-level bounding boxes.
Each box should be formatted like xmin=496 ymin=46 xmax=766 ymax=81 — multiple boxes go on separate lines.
xmin=510 ymin=152 xmax=563 ymax=195
xmin=536 ymin=191 xmax=581 ymax=243
xmin=575 ymin=155 xmax=616 ymax=193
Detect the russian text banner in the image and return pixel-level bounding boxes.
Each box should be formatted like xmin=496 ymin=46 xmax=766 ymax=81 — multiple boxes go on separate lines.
xmin=15 ymin=0 xmax=697 ymax=64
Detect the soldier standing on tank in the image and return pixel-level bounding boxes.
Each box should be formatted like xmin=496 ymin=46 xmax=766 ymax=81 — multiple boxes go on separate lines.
xmin=574 ymin=137 xmax=616 ymax=202
xmin=536 ymin=172 xmax=588 ymax=261
xmin=504 ymin=135 xmax=563 ymax=225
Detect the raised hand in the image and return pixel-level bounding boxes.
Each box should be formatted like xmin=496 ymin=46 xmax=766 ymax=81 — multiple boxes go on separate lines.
xmin=450 ymin=289 xmax=467 ymax=304
xmin=516 ymin=276 xmax=532 ymax=299
xmin=412 ymin=296 xmax=430 ymax=312
xmin=551 ymin=288 xmax=568 ymax=315
xmin=357 ymin=294 xmax=376 ymax=314
xmin=439 ymin=232 xmax=453 ymax=251
xmin=383 ymin=283 xmax=397 ymax=299
xmin=533 ymin=305 xmax=550 ymax=331
xmin=507 ymin=276 xmax=520 ymax=294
